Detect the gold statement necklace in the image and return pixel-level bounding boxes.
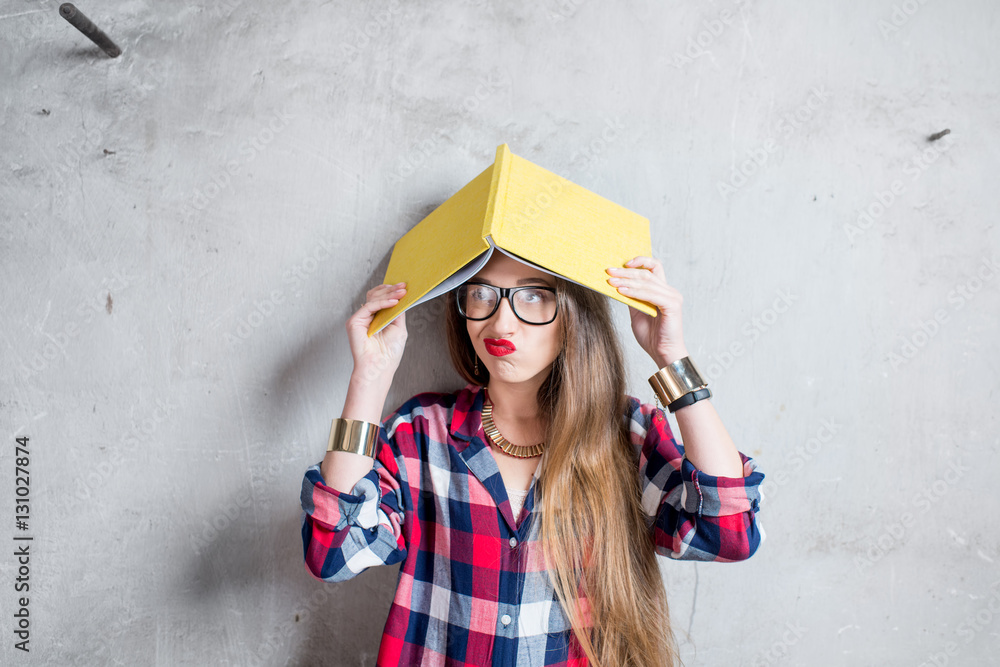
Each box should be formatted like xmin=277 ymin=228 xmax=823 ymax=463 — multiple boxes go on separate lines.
xmin=482 ymin=394 xmax=545 ymax=459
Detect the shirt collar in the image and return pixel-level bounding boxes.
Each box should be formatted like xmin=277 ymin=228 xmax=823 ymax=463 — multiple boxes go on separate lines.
xmin=449 ymin=382 xmax=536 ymax=534
xmin=449 ymin=382 xmax=486 ymax=442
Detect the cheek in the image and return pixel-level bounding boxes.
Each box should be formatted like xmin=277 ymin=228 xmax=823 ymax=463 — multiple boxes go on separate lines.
xmin=466 ymin=322 xmax=484 ymax=349
xmin=540 ymin=328 xmax=563 ymax=364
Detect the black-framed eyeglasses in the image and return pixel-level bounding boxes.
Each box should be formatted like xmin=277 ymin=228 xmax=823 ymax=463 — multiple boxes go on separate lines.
xmin=455 ymin=282 xmax=559 ymax=325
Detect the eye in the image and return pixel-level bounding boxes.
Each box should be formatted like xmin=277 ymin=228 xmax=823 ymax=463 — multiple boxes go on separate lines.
xmin=470 ymin=286 xmax=493 ymax=301
xmin=518 ymin=288 xmax=553 ymax=304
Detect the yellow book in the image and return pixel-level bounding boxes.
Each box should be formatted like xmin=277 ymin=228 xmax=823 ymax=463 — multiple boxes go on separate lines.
xmin=369 ymin=144 xmax=655 ymax=335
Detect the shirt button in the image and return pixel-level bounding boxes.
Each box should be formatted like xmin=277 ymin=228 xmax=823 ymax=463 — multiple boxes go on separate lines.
xmin=501 ymin=614 xmax=512 ymax=626
xmin=509 ymin=537 xmax=518 ymax=548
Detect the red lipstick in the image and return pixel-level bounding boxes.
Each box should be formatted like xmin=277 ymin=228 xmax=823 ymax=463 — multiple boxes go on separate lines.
xmin=484 ymin=338 xmax=516 ymax=357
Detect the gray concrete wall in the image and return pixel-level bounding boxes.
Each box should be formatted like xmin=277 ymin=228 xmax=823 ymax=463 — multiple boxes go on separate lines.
xmin=2 ymin=0 xmax=997 ymax=664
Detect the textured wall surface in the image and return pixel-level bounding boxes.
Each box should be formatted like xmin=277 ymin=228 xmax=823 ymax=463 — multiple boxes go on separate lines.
xmin=2 ymin=0 xmax=998 ymax=664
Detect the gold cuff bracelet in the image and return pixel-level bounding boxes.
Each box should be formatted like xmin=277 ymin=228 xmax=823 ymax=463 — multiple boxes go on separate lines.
xmin=648 ymin=356 xmax=707 ymax=406
xmin=326 ymin=418 xmax=380 ymax=458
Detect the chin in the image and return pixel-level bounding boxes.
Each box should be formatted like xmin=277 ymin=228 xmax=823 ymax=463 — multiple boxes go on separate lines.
xmin=485 ymin=362 xmax=552 ymax=386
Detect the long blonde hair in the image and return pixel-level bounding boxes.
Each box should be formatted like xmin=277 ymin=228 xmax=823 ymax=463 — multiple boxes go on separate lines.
xmin=446 ymin=280 xmax=679 ymax=667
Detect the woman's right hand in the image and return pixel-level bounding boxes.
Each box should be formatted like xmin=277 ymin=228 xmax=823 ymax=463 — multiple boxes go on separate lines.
xmin=345 ymin=282 xmax=408 ymax=386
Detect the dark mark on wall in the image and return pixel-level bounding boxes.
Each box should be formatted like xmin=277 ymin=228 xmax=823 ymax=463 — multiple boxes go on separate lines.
xmin=928 ymin=129 xmax=951 ymax=142
xmin=106 ymin=294 xmax=113 ymax=314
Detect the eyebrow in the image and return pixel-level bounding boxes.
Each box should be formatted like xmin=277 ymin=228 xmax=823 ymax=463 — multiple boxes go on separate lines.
xmin=470 ymin=276 xmax=555 ymax=287
xmin=473 ymin=277 xmax=554 ymax=287
xmin=516 ymin=277 xmax=553 ymax=286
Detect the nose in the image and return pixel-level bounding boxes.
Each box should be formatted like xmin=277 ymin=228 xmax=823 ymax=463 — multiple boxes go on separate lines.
xmin=489 ymin=295 xmax=519 ymax=331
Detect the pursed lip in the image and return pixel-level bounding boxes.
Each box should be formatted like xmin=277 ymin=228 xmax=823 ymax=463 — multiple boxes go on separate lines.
xmin=484 ymin=338 xmax=516 ymax=356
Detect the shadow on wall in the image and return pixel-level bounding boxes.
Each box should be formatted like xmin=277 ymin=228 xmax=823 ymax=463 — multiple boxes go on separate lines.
xmin=62 ymin=45 xmax=109 ymax=60
xmin=270 ymin=199 xmax=467 ymax=418
xmin=246 ymin=202 xmax=461 ymax=664
xmin=181 ymin=495 xmax=396 ymax=665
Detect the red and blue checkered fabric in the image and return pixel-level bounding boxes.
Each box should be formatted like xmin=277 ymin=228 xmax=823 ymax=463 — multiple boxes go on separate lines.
xmin=301 ymin=384 xmax=763 ymax=666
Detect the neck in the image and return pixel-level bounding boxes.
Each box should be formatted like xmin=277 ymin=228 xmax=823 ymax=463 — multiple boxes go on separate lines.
xmin=485 ymin=377 xmax=544 ymax=424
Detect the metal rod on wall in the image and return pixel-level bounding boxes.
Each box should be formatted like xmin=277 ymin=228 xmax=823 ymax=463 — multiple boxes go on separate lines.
xmin=59 ymin=3 xmax=122 ymax=58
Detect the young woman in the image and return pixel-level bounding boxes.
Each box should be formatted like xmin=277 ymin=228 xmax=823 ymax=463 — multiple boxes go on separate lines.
xmin=300 ymin=251 xmax=764 ymax=666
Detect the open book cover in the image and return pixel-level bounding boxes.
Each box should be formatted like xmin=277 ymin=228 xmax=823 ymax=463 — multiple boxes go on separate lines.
xmin=368 ymin=143 xmax=655 ymax=336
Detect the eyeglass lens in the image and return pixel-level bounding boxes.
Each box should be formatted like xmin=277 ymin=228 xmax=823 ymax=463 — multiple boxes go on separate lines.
xmin=458 ymin=284 xmax=557 ymax=324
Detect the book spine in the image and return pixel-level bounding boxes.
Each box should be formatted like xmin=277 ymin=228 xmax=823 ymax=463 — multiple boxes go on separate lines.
xmin=482 ymin=143 xmax=512 ymax=242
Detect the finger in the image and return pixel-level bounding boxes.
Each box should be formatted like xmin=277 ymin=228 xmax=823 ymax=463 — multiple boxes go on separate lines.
xmin=610 ymin=281 xmax=680 ymax=310
xmin=624 ymin=256 xmax=661 ymax=269
xmin=365 ymin=285 xmax=407 ymax=306
xmin=367 ymin=282 xmax=406 ymax=300
xmin=606 ymin=267 xmax=662 ymax=281
xmin=606 ymin=270 xmax=672 ymax=297
xmin=611 ymin=284 xmax=668 ymax=305
xmin=351 ymin=295 xmax=404 ymax=323
xmin=365 ymin=295 xmax=404 ymax=312
xmin=623 ymin=256 xmax=666 ymax=279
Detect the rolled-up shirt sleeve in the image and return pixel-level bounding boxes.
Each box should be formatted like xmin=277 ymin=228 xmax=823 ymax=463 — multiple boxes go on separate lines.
xmin=629 ymin=398 xmax=764 ymax=562
xmin=300 ymin=435 xmax=407 ymax=582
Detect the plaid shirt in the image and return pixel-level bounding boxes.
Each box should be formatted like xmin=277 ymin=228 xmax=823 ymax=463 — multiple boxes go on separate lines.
xmin=300 ymin=384 xmax=764 ymax=666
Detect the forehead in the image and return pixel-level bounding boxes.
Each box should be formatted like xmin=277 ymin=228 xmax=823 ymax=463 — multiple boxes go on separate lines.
xmin=471 ymin=252 xmax=554 ymax=286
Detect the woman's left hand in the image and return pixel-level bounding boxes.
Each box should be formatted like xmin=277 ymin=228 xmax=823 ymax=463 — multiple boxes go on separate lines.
xmin=607 ymin=256 xmax=688 ymax=366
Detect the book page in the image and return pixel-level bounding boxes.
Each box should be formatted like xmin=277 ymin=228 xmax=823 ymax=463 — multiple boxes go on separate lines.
xmin=491 ymin=245 xmax=589 ymax=290
xmin=406 ymin=246 xmax=494 ymax=310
